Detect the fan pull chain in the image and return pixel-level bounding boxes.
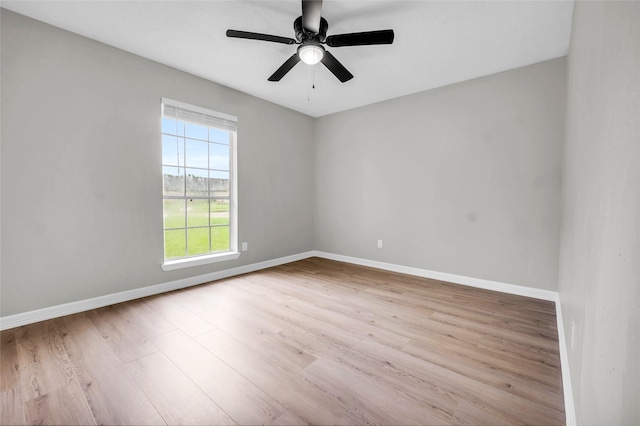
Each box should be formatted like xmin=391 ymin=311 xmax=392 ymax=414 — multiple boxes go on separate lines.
xmin=307 ymin=65 xmax=310 ymax=101
xmin=307 ymin=64 xmax=316 ymax=101
xmin=313 ymin=64 xmax=316 ymax=89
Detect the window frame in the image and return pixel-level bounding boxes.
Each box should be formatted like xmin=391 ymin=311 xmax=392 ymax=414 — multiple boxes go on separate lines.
xmin=160 ymin=98 xmax=239 ymax=271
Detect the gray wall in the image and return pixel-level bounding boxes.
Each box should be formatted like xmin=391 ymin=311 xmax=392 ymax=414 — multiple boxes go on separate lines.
xmin=558 ymin=1 xmax=640 ymax=424
xmin=1 ymin=10 xmax=315 ymax=317
xmin=315 ymin=59 xmax=566 ymax=291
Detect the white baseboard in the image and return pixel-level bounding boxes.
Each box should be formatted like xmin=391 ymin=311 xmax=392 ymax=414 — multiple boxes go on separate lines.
xmin=0 ymin=251 xmax=315 ymax=331
xmin=554 ymin=295 xmax=577 ymax=426
xmin=312 ymin=251 xmax=558 ymax=301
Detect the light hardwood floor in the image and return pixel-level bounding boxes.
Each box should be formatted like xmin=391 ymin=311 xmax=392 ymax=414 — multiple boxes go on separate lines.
xmin=0 ymin=257 xmax=565 ymax=425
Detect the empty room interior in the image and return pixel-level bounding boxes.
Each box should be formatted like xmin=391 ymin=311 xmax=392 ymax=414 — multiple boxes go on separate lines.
xmin=0 ymin=1 xmax=638 ymax=425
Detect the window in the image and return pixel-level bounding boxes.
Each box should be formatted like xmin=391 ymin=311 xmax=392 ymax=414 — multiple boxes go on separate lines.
xmin=161 ymin=98 xmax=238 ymax=270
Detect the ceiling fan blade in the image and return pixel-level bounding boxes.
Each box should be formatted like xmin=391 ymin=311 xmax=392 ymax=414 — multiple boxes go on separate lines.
xmin=320 ymin=51 xmax=353 ymax=83
xmin=268 ymin=54 xmax=302 ymax=81
xmin=226 ymin=29 xmax=296 ymax=45
xmin=301 ymin=0 xmax=323 ymax=34
xmin=326 ymin=29 xmax=395 ymax=47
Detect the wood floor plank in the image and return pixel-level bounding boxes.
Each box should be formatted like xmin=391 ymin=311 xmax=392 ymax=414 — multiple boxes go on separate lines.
xmin=87 ymin=306 xmax=158 ymax=363
xmin=259 ymin=277 xmax=453 ymax=348
xmin=318 ymin=339 xmax=460 ymax=421
xmin=197 ymin=309 xmax=317 ymax=374
xmin=430 ymin=312 xmax=560 ymax=354
xmin=261 ymin=290 xmax=412 ymax=349
xmin=126 ymin=352 xmax=235 ymax=425
xmin=142 ymin=294 xmax=217 ymax=338
xmin=0 ymin=388 xmax=24 ymax=425
xmin=269 ymin=411 xmax=307 ymax=425
xmin=335 ymin=409 xmax=375 ymax=426
xmin=23 ymin=382 xmax=95 ymax=426
xmin=418 ymin=313 xmax=487 ymax=345
xmin=75 ymin=349 xmax=165 ymax=425
xmin=198 ymin=295 xmax=287 ymax=335
xmin=284 ymin=287 xmax=458 ymax=347
xmin=403 ymin=338 xmax=564 ymax=412
xmin=196 ymin=329 xmax=347 ymax=425
xmin=406 ymin=326 xmax=562 ymax=388
xmin=276 ymin=324 xmax=349 ymax=359
xmin=160 ymin=286 xmax=221 ymax=314
xmin=15 ymin=321 xmax=75 ymax=402
xmin=173 ymin=280 xmax=249 ymax=314
xmin=478 ymin=334 xmax=562 ymax=368
xmin=152 ymin=329 xmax=285 ymax=425
xmin=223 ymin=289 xmax=365 ymax=349
xmin=300 ymin=357 xmax=453 ymax=425
xmin=0 ymin=330 xmax=19 ymax=392
xmin=53 ymin=312 xmax=111 ymax=362
xmin=452 ymin=399 xmax=521 ymax=425
xmin=358 ymin=339 xmax=565 ymax=425
xmin=208 ymin=281 xmax=367 ymax=352
xmin=116 ymin=299 xmax=177 ymax=338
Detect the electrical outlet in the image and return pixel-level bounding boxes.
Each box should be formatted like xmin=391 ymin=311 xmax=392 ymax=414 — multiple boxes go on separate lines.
xmin=241 ymin=242 xmax=248 ymax=251
xmin=377 ymin=240 xmax=383 ymax=248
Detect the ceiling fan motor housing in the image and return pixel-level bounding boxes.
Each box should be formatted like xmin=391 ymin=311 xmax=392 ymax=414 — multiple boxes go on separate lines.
xmin=294 ymin=16 xmax=328 ymax=43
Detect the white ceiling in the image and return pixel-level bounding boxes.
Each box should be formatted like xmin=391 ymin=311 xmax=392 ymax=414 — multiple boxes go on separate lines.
xmin=2 ymin=0 xmax=574 ymax=117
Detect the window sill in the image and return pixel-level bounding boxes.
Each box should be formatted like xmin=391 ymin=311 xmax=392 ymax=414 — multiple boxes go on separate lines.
xmin=162 ymin=251 xmax=241 ymax=271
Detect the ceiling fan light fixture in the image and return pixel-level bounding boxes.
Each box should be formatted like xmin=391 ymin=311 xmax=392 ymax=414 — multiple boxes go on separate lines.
xmin=298 ymin=43 xmax=324 ymax=65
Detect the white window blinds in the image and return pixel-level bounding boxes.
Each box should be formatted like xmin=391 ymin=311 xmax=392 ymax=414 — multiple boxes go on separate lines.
xmin=161 ymin=98 xmax=237 ymax=132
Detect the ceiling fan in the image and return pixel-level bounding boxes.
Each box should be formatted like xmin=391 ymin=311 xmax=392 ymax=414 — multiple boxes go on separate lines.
xmin=226 ymin=0 xmax=394 ymax=83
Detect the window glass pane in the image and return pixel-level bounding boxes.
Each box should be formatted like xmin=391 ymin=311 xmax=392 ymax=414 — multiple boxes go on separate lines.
xmin=187 ymin=199 xmax=209 ymax=227
xmin=210 ymin=171 xmax=230 ymax=197
xmin=210 ymin=226 xmax=230 ymax=253
xmin=163 ymin=199 xmax=185 ymax=229
xmin=209 ymin=128 xmax=230 ymax=145
xmin=162 ymin=100 xmax=236 ymax=262
xmin=210 ymin=200 xmax=229 ymax=226
xmin=185 ymin=139 xmax=209 ymax=169
xmin=187 ymin=227 xmax=210 ymax=256
xmin=210 ymin=143 xmax=230 ymax=171
xmin=162 ymin=135 xmax=183 ymax=166
xmin=164 ymin=229 xmax=186 ymax=259
xmin=163 ymin=166 xmax=184 ymax=196
xmin=185 ymin=168 xmax=209 ymax=197
xmin=162 ymin=118 xmax=177 ymax=135
xmin=185 ymin=122 xmax=208 ymax=141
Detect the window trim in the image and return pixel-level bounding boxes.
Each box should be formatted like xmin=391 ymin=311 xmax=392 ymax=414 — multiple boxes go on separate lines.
xmin=160 ymin=98 xmax=239 ymax=270
xmin=161 ymin=251 xmax=241 ymax=271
